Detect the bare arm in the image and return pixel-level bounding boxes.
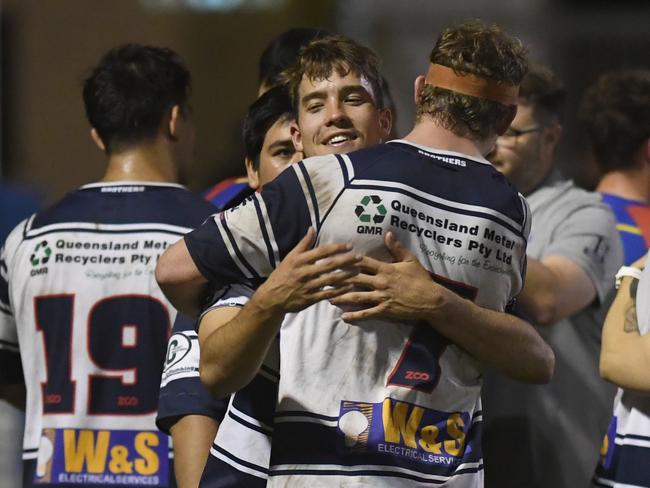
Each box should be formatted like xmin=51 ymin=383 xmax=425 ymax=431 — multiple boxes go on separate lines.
xmin=199 ymin=229 xmax=361 ymax=398
xmin=330 ymin=232 xmax=555 ymax=384
xmin=518 ymin=255 xmax=597 ymax=326
xmin=156 ymin=238 xmax=208 ymax=317
xmin=600 ymin=257 xmax=650 ymax=392
xmin=170 ymin=415 xmax=218 ymax=488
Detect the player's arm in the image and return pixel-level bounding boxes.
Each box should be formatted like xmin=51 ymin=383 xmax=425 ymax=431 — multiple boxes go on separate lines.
xmin=517 ymin=256 xmax=596 ymax=326
xmin=170 ymin=415 xmax=218 ymax=488
xmin=157 ymin=316 xmax=227 ymax=488
xmin=199 ymin=229 xmax=361 ymax=398
xmin=156 ymin=238 xmax=208 ymax=317
xmin=518 ymin=203 xmax=623 ymax=326
xmin=600 ymin=257 xmax=650 ymax=393
xmin=331 ymin=232 xmax=555 ymax=384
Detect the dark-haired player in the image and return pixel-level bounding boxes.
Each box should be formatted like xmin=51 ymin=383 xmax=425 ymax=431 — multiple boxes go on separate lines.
xmin=158 ymin=22 xmax=554 ymax=486
xmin=0 ymin=44 xmax=216 ymax=487
xmin=156 ymin=85 xmax=301 ymax=488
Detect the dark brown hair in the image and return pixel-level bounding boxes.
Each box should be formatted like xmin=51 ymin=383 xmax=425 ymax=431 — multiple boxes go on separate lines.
xmin=579 ymin=69 xmax=650 ymax=172
xmin=286 ymin=35 xmax=384 ymax=113
xmin=417 ymin=20 xmax=528 ymax=139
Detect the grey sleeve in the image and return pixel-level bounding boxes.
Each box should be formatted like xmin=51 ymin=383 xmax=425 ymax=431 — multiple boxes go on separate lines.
xmin=544 ymin=202 xmax=623 ymax=304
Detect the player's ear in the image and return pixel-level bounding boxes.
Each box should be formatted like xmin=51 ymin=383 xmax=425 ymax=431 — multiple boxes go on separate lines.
xmin=378 ymin=108 xmax=392 ymax=142
xmin=168 ymin=105 xmax=182 ymax=139
xmin=496 ymin=105 xmax=518 ymax=136
xmin=90 ymin=128 xmax=106 ymax=152
xmin=414 ymin=75 xmax=426 ymax=104
xmin=290 ymin=121 xmax=303 ymax=153
xmin=245 ymin=158 xmax=260 ymax=190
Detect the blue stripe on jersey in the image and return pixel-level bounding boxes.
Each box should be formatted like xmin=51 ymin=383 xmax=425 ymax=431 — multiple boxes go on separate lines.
xmin=231 ymin=374 xmax=278 ymax=429
xmin=200 ymin=448 xmax=267 ymax=487
xmin=185 ymin=220 xmax=257 ymax=286
xmin=275 ymin=411 xmax=339 ymax=422
xmin=336 ymin=154 xmax=350 ymax=186
xmin=595 ymin=442 xmax=650 ymax=487
xmin=260 ymin=364 xmax=279 ymax=380
xmin=31 ymin=185 xmax=216 ymax=230
xmin=24 ymin=227 xmax=188 ymax=240
xmin=252 ymin=197 xmax=276 ymax=268
xmin=228 ymin=409 xmax=272 ymax=436
xmin=270 ymin=466 xmax=483 ymax=484
xmin=219 ymin=215 xmax=261 ymax=280
xmin=259 ymin=168 xmax=312 ymax=261
xmin=270 ymin=419 xmax=482 ymax=478
xmin=297 ymin=161 xmax=321 ymax=231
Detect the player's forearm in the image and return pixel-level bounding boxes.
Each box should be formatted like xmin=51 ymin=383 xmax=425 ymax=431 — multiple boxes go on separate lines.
xmin=517 ymin=257 xmax=562 ymax=325
xmin=156 ymin=239 xmax=208 ymax=316
xmin=429 ymin=289 xmax=555 ymax=383
xmin=600 ymin=277 xmax=650 ymax=392
xmin=170 ymin=415 xmax=219 ymax=488
xmin=200 ymin=296 xmax=284 ymax=398
xmin=517 ymin=256 xmax=596 ymax=326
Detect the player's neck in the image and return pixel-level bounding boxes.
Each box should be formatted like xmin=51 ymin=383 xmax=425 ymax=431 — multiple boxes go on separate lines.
xmin=597 ymin=168 xmax=650 ymax=204
xmin=101 ymin=144 xmax=178 ymax=184
xmin=403 ymin=121 xmax=492 ymax=160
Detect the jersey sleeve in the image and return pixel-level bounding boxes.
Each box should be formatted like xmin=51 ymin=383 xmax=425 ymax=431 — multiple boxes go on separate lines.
xmin=542 ymin=199 xmax=623 ymax=304
xmin=184 ymin=155 xmax=344 ymax=285
xmin=156 ymin=313 xmax=228 ymax=434
xmin=0 ymin=223 xmax=25 ymax=385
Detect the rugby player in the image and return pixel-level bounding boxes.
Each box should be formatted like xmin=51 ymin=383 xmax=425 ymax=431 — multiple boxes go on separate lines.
xmin=0 ymin=44 xmax=216 ymax=487
xmin=156 ymin=84 xmax=302 ymax=488
xmin=157 ymin=21 xmax=554 ymax=487
xmin=196 ymin=36 xmax=392 ymax=487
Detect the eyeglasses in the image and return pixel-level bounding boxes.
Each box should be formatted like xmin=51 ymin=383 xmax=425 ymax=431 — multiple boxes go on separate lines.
xmin=502 ymin=126 xmax=543 ymax=139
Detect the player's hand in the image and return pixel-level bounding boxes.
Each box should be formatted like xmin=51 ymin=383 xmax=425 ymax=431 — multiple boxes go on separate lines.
xmin=253 ymin=227 xmax=362 ymax=314
xmin=330 ymin=231 xmax=446 ymax=322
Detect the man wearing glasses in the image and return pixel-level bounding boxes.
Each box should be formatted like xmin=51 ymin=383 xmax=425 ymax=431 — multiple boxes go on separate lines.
xmin=482 ymin=65 xmax=623 ymax=488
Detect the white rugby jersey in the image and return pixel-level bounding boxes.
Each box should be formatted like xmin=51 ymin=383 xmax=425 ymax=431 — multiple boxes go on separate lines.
xmin=185 ymin=141 xmax=530 ymax=486
xmin=0 ymin=182 xmax=216 ymax=488
xmin=594 ymin=260 xmax=650 ymax=488
xmin=198 ymin=284 xmax=276 ymax=488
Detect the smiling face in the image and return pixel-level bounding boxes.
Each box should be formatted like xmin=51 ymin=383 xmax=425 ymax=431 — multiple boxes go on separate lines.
xmin=292 ymin=70 xmax=391 ymax=157
xmin=246 ymin=116 xmax=302 ymax=189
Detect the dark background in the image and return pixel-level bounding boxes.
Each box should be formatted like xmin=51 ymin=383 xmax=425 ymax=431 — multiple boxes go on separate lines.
xmin=1 ymin=0 xmax=649 ymax=202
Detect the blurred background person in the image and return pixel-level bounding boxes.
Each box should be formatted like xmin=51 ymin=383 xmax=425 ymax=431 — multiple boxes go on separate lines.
xmin=483 ymin=64 xmax=623 ymax=488
xmin=581 ymin=69 xmax=650 ymax=265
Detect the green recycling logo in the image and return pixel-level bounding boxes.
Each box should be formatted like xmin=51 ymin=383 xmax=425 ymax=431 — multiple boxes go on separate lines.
xmin=355 ymin=195 xmax=387 ymax=224
xmin=30 ymin=240 xmax=52 ymax=267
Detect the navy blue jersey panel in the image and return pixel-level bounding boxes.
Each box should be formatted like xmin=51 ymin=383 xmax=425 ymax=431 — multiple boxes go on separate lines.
xmin=348 ymin=142 xmax=525 ymax=226
xmin=259 ymin=167 xmax=312 ymax=260
xmin=32 ymin=185 xmax=216 ymax=230
xmin=199 ymin=453 xmax=267 ymax=488
xmin=184 ymin=218 xmax=255 ymax=286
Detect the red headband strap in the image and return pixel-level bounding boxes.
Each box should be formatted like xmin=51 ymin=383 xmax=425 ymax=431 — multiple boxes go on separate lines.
xmin=424 ymin=63 xmax=519 ymax=106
